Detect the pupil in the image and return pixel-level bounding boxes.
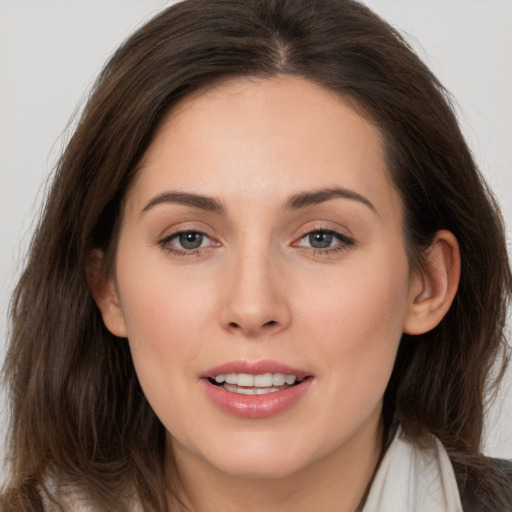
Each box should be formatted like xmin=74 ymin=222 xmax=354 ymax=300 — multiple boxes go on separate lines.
xmin=309 ymin=231 xmax=332 ymax=248
xmin=179 ymin=232 xmax=203 ymax=249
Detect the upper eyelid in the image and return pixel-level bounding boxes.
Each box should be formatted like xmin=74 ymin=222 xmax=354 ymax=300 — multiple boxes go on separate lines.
xmin=296 ymin=230 xmax=353 ymax=245
xmin=294 ymin=223 xmax=354 ymax=240
xmin=160 ymin=229 xmax=217 ymax=246
xmin=299 ymin=227 xmax=349 ymax=237
xmin=162 ymin=228 xmax=210 ymax=239
xmin=157 ymin=222 xmax=218 ymax=241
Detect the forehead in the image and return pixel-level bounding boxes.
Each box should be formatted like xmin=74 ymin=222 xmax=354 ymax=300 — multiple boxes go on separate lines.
xmin=129 ymin=76 xmax=401 ymax=221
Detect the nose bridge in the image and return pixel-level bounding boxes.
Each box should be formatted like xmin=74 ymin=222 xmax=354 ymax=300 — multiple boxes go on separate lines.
xmin=220 ymin=237 xmax=290 ymax=337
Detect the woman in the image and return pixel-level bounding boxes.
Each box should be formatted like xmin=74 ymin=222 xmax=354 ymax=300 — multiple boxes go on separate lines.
xmin=1 ymin=0 xmax=511 ymax=510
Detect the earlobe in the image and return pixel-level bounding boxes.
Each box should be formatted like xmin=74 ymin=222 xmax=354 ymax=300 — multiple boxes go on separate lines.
xmin=403 ymin=230 xmax=461 ymax=335
xmin=86 ymin=250 xmax=128 ymax=338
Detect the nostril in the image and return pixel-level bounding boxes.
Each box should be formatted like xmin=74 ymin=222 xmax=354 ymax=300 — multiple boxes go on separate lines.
xmin=227 ymin=320 xmax=277 ymax=331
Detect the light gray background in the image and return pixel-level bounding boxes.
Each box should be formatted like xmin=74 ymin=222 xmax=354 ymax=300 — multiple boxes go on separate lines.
xmin=1 ymin=0 xmax=511 ymax=477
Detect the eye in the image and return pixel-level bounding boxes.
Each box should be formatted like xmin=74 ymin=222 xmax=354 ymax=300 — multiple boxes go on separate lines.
xmin=305 ymin=231 xmax=335 ymax=249
xmin=294 ymin=229 xmax=354 ymax=253
xmin=158 ymin=230 xmax=218 ymax=255
xmin=175 ymin=231 xmax=208 ymax=250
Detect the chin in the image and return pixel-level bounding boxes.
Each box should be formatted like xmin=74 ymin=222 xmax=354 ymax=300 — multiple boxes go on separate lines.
xmin=210 ymin=452 xmax=312 ymax=480
xmin=192 ymin=431 xmax=333 ymax=481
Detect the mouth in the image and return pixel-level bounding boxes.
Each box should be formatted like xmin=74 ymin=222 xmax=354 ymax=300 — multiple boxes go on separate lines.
xmin=201 ymin=361 xmax=314 ymax=419
xmin=208 ymin=372 xmax=307 ymax=395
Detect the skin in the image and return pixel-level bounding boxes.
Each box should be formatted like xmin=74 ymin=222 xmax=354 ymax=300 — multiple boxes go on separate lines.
xmin=94 ymin=76 xmax=460 ymax=511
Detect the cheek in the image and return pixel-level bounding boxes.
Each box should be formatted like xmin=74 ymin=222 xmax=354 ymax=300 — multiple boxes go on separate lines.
xmin=295 ymin=249 xmax=410 ymax=390
xmin=121 ymin=283 xmax=210 ymax=347
xmin=115 ymin=225 xmax=215 ymax=345
xmin=115 ymin=270 xmax=220 ymax=443
xmin=113 ymin=241 xmax=217 ymax=401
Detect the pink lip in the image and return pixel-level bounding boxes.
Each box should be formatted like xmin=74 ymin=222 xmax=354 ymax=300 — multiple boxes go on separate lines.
xmin=200 ymin=359 xmax=314 ymax=419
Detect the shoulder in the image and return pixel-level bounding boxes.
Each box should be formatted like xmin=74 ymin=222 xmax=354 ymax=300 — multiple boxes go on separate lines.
xmin=455 ymin=456 xmax=512 ymax=512
xmin=42 ymin=494 xmax=144 ymax=512
xmin=492 ymin=458 xmax=512 ymax=476
xmin=40 ymin=479 xmax=144 ymax=512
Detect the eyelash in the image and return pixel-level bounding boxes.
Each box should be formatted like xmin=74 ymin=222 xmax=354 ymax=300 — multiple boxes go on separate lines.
xmin=158 ymin=229 xmax=216 ymax=258
xmin=294 ymin=228 xmax=354 ymax=256
xmin=157 ymin=228 xmax=354 ymax=258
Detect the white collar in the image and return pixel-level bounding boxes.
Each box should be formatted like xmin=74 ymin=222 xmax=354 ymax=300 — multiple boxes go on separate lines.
xmin=362 ymin=427 xmax=463 ymax=511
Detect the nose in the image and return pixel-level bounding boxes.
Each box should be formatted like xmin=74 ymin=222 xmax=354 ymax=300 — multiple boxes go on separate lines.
xmin=219 ymin=248 xmax=292 ymax=338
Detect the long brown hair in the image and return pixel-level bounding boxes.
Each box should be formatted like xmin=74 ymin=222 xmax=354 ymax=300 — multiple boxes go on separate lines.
xmin=2 ymin=0 xmax=511 ymax=510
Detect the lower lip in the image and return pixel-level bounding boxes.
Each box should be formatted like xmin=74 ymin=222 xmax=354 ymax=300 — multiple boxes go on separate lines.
xmin=201 ymin=378 xmax=313 ymax=419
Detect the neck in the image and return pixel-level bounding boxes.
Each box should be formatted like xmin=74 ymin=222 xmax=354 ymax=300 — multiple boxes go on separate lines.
xmin=165 ymin=414 xmax=383 ymax=512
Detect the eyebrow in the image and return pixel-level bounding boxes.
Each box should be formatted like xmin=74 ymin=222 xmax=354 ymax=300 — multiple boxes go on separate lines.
xmin=141 ymin=186 xmax=377 ymax=216
xmin=141 ymin=191 xmax=225 ymax=215
xmin=283 ymin=187 xmax=377 ymax=214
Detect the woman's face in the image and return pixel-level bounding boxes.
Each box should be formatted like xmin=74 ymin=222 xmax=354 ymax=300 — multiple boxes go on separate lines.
xmin=106 ymin=77 xmax=422 ymax=480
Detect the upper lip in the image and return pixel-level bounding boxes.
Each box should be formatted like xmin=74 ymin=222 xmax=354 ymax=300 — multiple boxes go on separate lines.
xmin=200 ymin=359 xmax=313 ymax=379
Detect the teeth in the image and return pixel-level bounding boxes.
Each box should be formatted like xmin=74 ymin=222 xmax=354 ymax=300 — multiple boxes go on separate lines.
xmin=272 ymin=373 xmax=286 ymax=386
xmin=225 ymin=373 xmax=237 ymax=385
xmin=254 ymin=373 xmax=273 ymax=387
xmin=213 ymin=372 xmax=302 ymax=388
xmin=223 ymin=383 xmax=282 ymax=395
xmin=237 ymin=373 xmax=254 ymax=387
xmin=285 ymin=375 xmax=296 ymax=385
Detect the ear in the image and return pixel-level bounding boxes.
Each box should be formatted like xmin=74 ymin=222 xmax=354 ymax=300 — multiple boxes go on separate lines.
xmin=403 ymin=230 xmax=461 ymax=335
xmin=86 ymin=250 xmax=128 ymax=338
